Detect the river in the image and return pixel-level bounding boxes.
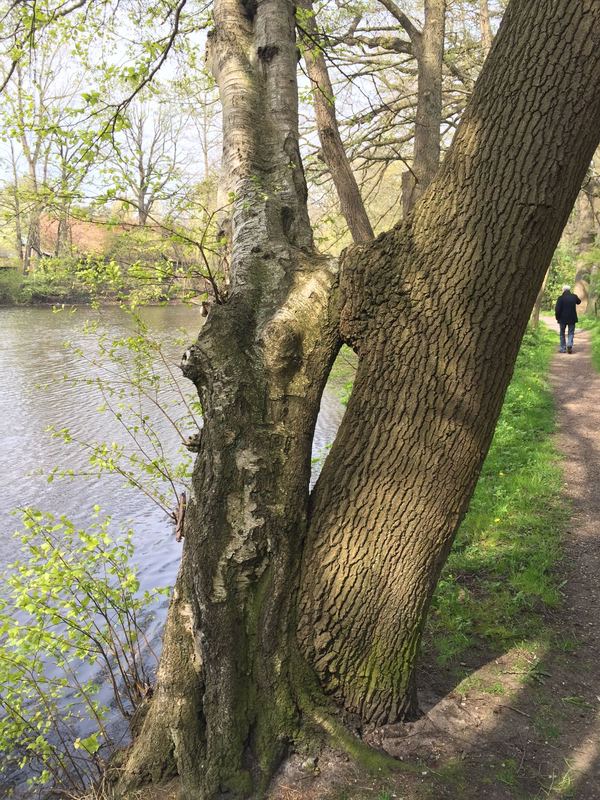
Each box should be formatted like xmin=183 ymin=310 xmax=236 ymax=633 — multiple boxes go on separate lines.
xmin=0 ymin=304 xmax=347 ymax=794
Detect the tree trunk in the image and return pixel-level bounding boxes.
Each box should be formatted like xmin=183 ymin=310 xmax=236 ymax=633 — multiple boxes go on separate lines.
xmin=13 ymin=198 xmax=24 ymax=269
xmin=24 ymin=205 xmax=41 ymax=273
xmin=299 ymin=0 xmax=374 ymax=243
xmin=530 ymin=268 xmax=549 ymax=328
xmin=574 ymin=265 xmax=590 ymax=313
xmin=9 ymin=140 xmax=24 ymax=270
xmin=299 ymin=0 xmax=600 ymax=726
xmin=55 ymin=215 xmax=70 ymax=256
xmin=119 ymin=1 xmax=338 ymax=796
xmin=479 ymin=0 xmax=494 ymax=52
xmin=402 ymin=0 xmax=446 ymax=214
xmin=56 ymin=187 xmax=71 ymax=256
xmin=121 ymin=0 xmax=600 ymax=796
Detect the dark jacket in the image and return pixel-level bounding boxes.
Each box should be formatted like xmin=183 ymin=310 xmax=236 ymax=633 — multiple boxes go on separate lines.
xmin=555 ymin=290 xmax=581 ymax=325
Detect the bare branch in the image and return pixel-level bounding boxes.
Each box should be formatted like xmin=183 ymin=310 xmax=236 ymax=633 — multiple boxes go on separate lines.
xmin=376 ymin=0 xmax=422 ymax=44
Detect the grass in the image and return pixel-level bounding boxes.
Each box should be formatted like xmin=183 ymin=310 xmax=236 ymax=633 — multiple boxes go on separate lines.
xmin=578 ymin=315 xmax=600 ymax=371
xmin=327 ymin=345 xmax=358 ymax=405
xmin=424 ymin=325 xmax=568 ymax=666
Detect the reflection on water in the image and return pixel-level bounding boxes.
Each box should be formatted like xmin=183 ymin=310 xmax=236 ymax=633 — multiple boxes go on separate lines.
xmin=0 ymin=304 xmax=346 ymax=793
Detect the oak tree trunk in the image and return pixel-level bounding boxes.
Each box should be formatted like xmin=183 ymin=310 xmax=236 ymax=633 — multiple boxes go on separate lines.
xmin=299 ymin=0 xmax=600 ymax=725
xmin=120 ymin=0 xmax=600 ymax=796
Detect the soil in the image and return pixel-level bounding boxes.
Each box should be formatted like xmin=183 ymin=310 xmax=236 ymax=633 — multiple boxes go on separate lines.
xmin=267 ymin=319 xmax=600 ymax=800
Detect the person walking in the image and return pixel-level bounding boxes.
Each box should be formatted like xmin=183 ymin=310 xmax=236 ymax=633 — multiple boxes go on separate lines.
xmin=555 ymin=284 xmax=581 ymax=353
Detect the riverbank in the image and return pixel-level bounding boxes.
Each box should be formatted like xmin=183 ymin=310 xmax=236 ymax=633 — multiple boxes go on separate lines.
xmin=0 ymin=267 xmax=90 ymax=305
xmin=0 ymin=266 xmax=201 ymax=307
xmin=0 ymin=303 xmax=348 ymax=798
xmin=6 ymin=319 xmax=597 ymax=799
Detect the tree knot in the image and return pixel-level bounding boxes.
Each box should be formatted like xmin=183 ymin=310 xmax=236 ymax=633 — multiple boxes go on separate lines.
xmin=257 ymin=45 xmax=280 ymax=63
xmin=241 ymin=0 xmax=257 ymax=21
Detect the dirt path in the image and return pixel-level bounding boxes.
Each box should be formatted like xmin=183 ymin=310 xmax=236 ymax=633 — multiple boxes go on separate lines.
xmin=535 ymin=317 xmax=600 ymax=798
xmin=269 ymin=322 xmax=600 ymax=800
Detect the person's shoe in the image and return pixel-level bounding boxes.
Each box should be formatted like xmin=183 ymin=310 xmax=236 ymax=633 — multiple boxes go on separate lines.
xmin=567 ymin=346 xmax=573 ymax=354
xmin=560 ymin=349 xmax=566 ymax=353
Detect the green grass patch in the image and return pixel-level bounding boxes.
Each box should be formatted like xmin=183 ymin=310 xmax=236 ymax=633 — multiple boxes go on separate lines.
xmin=327 ymin=345 xmax=358 ymax=405
xmin=578 ymin=315 xmax=600 ymax=371
xmin=425 ymin=325 xmax=568 ymax=665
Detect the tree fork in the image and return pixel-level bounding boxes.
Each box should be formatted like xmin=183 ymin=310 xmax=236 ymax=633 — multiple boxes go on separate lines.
xmin=119 ymin=0 xmax=600 ymax=795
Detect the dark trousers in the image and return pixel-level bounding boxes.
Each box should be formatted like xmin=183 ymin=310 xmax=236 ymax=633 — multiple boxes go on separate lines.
xmin=559 ymin=322 xmax=575 ymax=351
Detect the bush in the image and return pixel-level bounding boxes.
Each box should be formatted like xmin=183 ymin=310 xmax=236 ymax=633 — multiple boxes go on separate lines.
xmin=0 ymin=268 xmax=22 ymax=304
xmin=0 ymin=508 xmax=167 ymax=794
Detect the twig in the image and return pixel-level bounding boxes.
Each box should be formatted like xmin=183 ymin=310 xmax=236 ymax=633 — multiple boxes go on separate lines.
xmin=498 ymin=704 xmax=531 ymax=718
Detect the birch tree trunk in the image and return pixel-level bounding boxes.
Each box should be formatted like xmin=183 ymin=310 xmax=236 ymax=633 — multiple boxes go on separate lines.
xmin=119 ymin=1 xmax=339 ymax=796
xmin=120 ymin=0 xmax=600 ymax=796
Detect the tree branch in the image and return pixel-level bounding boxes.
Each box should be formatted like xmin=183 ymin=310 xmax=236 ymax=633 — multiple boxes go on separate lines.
xmin=377 ymin=0 xmax=422 ymax=44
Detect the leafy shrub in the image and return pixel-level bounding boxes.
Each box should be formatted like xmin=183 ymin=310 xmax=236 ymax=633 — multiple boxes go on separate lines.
xmin=0 ymin=268 xmax=22 ymax=304
xmin=0 ymin=508 xmax=167 ymax=794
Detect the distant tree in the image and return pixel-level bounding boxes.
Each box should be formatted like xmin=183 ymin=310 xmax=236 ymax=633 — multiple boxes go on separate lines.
xmin=105 ymin=97 xmax=188 ymax=226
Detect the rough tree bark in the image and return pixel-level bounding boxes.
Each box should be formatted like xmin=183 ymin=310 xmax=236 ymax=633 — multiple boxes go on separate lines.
xmin=298 ymin=0 xmax=374 ymax=243
xmin=120 ymin=0 xmax=600 ymax=797
xmin=299 ymin=0 xmax=600 ymax=725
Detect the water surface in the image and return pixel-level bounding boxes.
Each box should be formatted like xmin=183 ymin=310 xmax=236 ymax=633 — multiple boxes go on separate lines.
xmin=0 ymin=304 xmax=347 ymax=793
